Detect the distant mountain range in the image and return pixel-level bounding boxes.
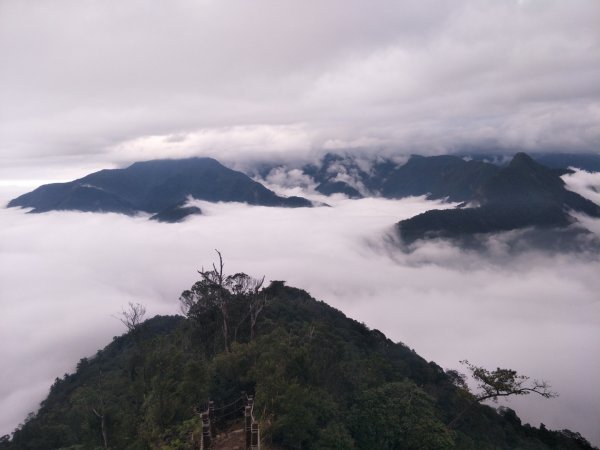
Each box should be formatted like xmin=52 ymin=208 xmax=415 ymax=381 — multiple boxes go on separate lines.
xmin=465 ymin=152 xmax=600 ymax=173
xmin=280 ymin=151 xmax=600 ymax=200
xmin=8 ymin=152 xmax=600 ymax=242
xmin=396 ymin=153 xmax=600 ymax=245
xmin=257 ymin=151 xmax=600 ymax=246
xmin=7 ymin=158 xmax=313 ymax=222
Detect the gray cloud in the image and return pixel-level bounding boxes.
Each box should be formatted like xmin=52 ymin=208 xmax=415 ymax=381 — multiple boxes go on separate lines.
xmin=1 ymin=0 xmax=599 ymax=181
xmin=1 ymin=174 xmax=600 ymax=444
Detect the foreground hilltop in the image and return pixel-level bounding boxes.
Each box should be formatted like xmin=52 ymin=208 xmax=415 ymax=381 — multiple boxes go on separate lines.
xmin=7 ymin=157 xmax=312 ymax=222
xmin=2 ymin=272 xmax=595 ymax=449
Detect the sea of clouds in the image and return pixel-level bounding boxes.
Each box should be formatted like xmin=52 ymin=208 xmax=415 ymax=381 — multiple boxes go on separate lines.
xmin=1 ymin=170 xmax=599 ymax=444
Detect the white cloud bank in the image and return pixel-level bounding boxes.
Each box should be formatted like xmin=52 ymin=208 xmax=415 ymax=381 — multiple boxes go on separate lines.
xmin=564 ymin=169 xmax=600 ymax=206
xmin=1 ymin=179 xmax=600 ymax=444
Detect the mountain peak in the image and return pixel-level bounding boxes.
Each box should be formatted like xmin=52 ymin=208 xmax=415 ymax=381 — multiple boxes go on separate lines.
xmin=508 ymin=152 xmax=537 ymax=170
xmin=8 ymin=157 xmax=312 ymax=217
xmin=397 ymin=152 xmax=600 ymax=244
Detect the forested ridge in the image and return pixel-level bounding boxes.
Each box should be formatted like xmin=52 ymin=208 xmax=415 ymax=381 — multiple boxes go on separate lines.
xmin=2 ymin=266 xmax=596 ymax=450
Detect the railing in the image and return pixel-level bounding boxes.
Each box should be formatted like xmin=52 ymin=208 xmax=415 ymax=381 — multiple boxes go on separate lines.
xmin=244 ymin=394 xmax=260 ymax=450
xmin=196 ymin=393 xmax=260 ymax=450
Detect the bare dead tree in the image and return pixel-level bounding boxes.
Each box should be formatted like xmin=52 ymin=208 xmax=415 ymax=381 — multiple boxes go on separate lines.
xmin=113 ymin=302 xmax=148 ymax=382
xmin=228 ymin=273 xmax=267 ymax=341
xmin=249 ymin=284 xmax=267 ymax=340
xmin=448 ymin=360 xmax=557 ymax=428
xmin=91 ymin=406 xmax=108 ymax=450
xmin=90 ymin=370 xmax=109 ymax=449
xmin=207 ymin=250 xmax=230 ymax=352
xmin=115 ymin=302 xmax=146 ymax=333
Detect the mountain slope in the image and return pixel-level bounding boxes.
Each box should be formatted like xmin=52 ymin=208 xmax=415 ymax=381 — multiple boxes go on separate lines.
xmin=398 ymin=153 xmax=600 ymax=244
xmin=461 ymin=152 xmax=600 ymax=173
xmin=267 ymin=153 xmax=500 ymax=200
xmin=5 ymin=183 xmax=139 ymax=215
xmin=149 ymin=202 xmax=202 ymax=223
xmin=263 ymin=152 xmax=600 ymax=202
xmin=2 ymin=279 xmax=596 ymax=450
xmin=298 ymin=153 xmax=501 ymax=200
xmin=381 ymin=155 xmax=500 ymax=201
xmin=8 ymin=157 xmax=312 ymax=220
xmin=301 ymin=153 xmax=373 ymax=198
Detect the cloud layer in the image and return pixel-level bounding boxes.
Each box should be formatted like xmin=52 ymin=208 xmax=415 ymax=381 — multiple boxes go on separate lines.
xmin=1 ymin=176 xmax=599 ymax=444
xmin=1 ymin=0 xmax=599 ymax=181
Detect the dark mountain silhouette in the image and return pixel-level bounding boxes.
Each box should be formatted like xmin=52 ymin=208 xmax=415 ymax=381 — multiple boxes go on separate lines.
xmin=149 ymin=202 xmax=202 ymax=223
xmin=398 ymin=153 xmax=600 ymax=244
xmin=268 ymin=151 xmax=599 ymax=201
xmin=283 ymin=153 xmax=500 ymax=200
xmin=8 ymin=158 xmax=312 ymax=221
xmin=479 ymin=153 xmax=599 ymax=213
xmin=380 ymin=155 xmax=499 ymax=201
xmin=291 ymin=153 xmax=500 ymax=200
xmin=6 ymin=183 xmax=139 ymax=215
xmin=461 ymin=152 xmax=600 ymax=173
xmin=315 ymin=180 xmax=362 ymax=198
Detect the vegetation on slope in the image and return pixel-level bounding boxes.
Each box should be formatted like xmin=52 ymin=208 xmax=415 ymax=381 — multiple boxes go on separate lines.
xmin=1 ymin=263 xmax=596 ymax=450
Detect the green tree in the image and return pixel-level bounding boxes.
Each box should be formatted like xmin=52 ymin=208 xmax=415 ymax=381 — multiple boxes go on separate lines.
xmin=351 ymin=381 xmax=455 ymax=450
xmin=180 ymin=250 xmax=232 ymax=352
xmin=180 ymin=251 xmax=268 ymax=352
xmin=448 ymin=360 xmax=557 ymax=428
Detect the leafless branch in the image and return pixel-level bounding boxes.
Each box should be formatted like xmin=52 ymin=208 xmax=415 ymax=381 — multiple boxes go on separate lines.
xmin=113 ymin=302 xmax=146 ymax=333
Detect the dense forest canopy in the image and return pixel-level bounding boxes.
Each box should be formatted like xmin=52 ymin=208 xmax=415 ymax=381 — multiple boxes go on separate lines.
xmin=1 ymin=258 xmax=596 ymax=449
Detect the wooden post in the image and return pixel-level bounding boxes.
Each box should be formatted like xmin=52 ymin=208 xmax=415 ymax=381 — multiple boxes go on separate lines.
xmin=208 ymin=400 xmax=215 ymax=437
xmin=251 ymin=421 xmax=259 ymax=449
xmin=245 ymin=406 xmax=252 ymax=449
xmin=202 ymin=412 xmax=211 ymax=449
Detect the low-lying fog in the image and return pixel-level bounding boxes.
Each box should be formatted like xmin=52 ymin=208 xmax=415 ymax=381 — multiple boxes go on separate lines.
xmin=1 ymin=170 xmax=599 ymax=445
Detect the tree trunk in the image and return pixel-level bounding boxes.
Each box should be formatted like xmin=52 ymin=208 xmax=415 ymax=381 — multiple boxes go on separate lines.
xmin=100 ymin=414 xmax=108 ymax=449
xmin=92 ymin=408 xmax=109 ymax=449
xmin=222 ymin=305 xmax=230 ymax=352
xmin=250 ymin=313 xmax=257 ymax=341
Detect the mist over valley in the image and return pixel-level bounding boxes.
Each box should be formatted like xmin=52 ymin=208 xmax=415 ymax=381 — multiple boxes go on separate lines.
xmin=2 ymin=164 xmax=599 ymax=445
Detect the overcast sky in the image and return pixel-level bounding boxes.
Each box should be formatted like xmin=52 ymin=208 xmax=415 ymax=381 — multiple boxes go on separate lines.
xmin=1 ymin=0 xmax=599 ymax=182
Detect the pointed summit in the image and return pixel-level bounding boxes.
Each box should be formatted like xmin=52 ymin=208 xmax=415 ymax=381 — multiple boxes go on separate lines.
xmin=507 ymin=152 xmax=547 ymax=173
xmin=481 ymin=152 xmax=565 ymax=205
xmin=509 ymin=152 xmax=535 ymax=166
xmin=397 ymin=152 xmax=600 ymax=244
xmin=8 ymin=157 xmax=313 ymax=218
